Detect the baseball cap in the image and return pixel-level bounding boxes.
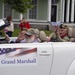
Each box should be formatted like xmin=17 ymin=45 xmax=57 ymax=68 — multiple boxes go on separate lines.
xmin=59 ymin=24 xmax=68 ymax=29
xmin=25 ymin=28 xmax=36 ymax=35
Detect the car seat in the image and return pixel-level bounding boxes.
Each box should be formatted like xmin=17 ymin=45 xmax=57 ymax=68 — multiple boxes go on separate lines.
xmin=39 ymin=31 xmax=47 ymax=42
xmin=68 ymin=27 xmax=75 ymax=42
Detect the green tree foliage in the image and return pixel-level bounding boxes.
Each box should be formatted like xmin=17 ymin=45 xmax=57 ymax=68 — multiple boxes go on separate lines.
xmin=2 ymin=0 xmax=33 ymax=14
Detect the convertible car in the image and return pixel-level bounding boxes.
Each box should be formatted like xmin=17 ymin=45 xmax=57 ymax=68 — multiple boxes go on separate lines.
xmin=0 ymin=42 xmax=75 ymax=75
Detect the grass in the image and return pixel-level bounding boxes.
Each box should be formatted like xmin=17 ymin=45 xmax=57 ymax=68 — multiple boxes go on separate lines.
xmin=12 ymin=28 xmax=21 ymax=37
xmin=1 ymin=28 xmax=52 ymax=37
xmin=43 ymin=30 xmax=52 ymax=36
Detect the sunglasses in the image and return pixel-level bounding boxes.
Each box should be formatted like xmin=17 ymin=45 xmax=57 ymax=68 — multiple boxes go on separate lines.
xmin=25 ymin=34 xmax=32 ymax=37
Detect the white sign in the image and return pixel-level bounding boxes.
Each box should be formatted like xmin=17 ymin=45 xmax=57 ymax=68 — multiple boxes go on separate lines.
xmin=0 ymin=47 xmax=37 ymax=66
xmin=0 ymin=19 xmax=5 ymax=26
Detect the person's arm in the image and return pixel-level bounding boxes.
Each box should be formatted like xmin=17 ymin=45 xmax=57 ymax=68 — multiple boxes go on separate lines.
xmin=5 ymin=34 xmax=16 ymax=43
xmin=19 ymin=23 xmax=23 ymax=31
xmin=48 ymin=32 xmax=56 ymax=41
xmin=27 ymin=22 xmax=30 ymax=29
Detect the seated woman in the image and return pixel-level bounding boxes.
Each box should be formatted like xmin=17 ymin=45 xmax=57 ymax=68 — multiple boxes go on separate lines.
xmin=19 ymin=18 xmax=30 ymax=31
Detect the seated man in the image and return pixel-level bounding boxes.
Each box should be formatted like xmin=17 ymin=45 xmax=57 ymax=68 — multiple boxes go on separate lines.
xmin=5 ymin=28 xmax=40 ymax=43
xmin=48 ymin=24 xmax=70 ymax=42
xmin=57 ymin=24 xmax=70 ymax=42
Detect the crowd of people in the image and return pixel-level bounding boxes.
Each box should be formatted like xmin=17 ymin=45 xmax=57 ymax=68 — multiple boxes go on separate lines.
xmin=0 ymin=15 xmax=75 ymax=44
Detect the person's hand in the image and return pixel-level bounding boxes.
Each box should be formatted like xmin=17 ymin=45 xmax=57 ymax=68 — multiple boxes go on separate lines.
xmin=17 ymin=36 xmax=25 ymax=41
xmin=46 ymin=37 xmax=51 ymax=42
xmin=54 ymin=26 xmax=59 ymax=32
xmin=4 ymin=27 xmax=8 ymax=32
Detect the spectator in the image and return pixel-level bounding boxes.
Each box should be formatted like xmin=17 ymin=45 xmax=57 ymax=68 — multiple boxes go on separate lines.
xmin=19 ymin=18 xmax=30 ymax=31
xmin=4 ymin=16 xmax=14 ymax=37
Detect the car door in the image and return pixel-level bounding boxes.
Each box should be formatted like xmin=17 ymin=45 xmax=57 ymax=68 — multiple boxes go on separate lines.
xmin=50 ymin=42 xmax=75 ymax=75
xmin=0 ymin=43 xmax=53 ymax=75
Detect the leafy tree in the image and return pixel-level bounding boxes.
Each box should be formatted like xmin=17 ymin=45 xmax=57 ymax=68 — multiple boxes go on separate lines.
xmin=2 ymin=0 xmax=33 ymax=14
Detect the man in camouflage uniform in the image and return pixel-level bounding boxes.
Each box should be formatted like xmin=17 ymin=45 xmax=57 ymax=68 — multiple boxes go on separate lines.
xmin=49 ymin=24 xmax=70 ymax=42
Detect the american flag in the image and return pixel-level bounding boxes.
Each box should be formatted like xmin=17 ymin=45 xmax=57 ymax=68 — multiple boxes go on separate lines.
xmin=0 ymin=48 xmax=37 ymax=57
xmin=51 ymin=22 xmax=63 ymax=26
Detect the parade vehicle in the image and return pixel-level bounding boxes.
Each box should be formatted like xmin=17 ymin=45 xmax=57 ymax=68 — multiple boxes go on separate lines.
xmin=0 ymin=42 xmax=75 ymax=75
xmin=0 ymin=19 xmax=75 ymax=75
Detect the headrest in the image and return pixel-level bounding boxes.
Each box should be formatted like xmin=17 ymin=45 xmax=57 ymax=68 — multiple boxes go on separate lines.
xmin=72 ymin=27 xmax=75 ymax=38
xmin=68 ymin=27 xmax=73 ymax=38
xmin=34 ymin=29 xmax=40 ymax=37
xmin=39 ymin=31 xmax=47 ymax=42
